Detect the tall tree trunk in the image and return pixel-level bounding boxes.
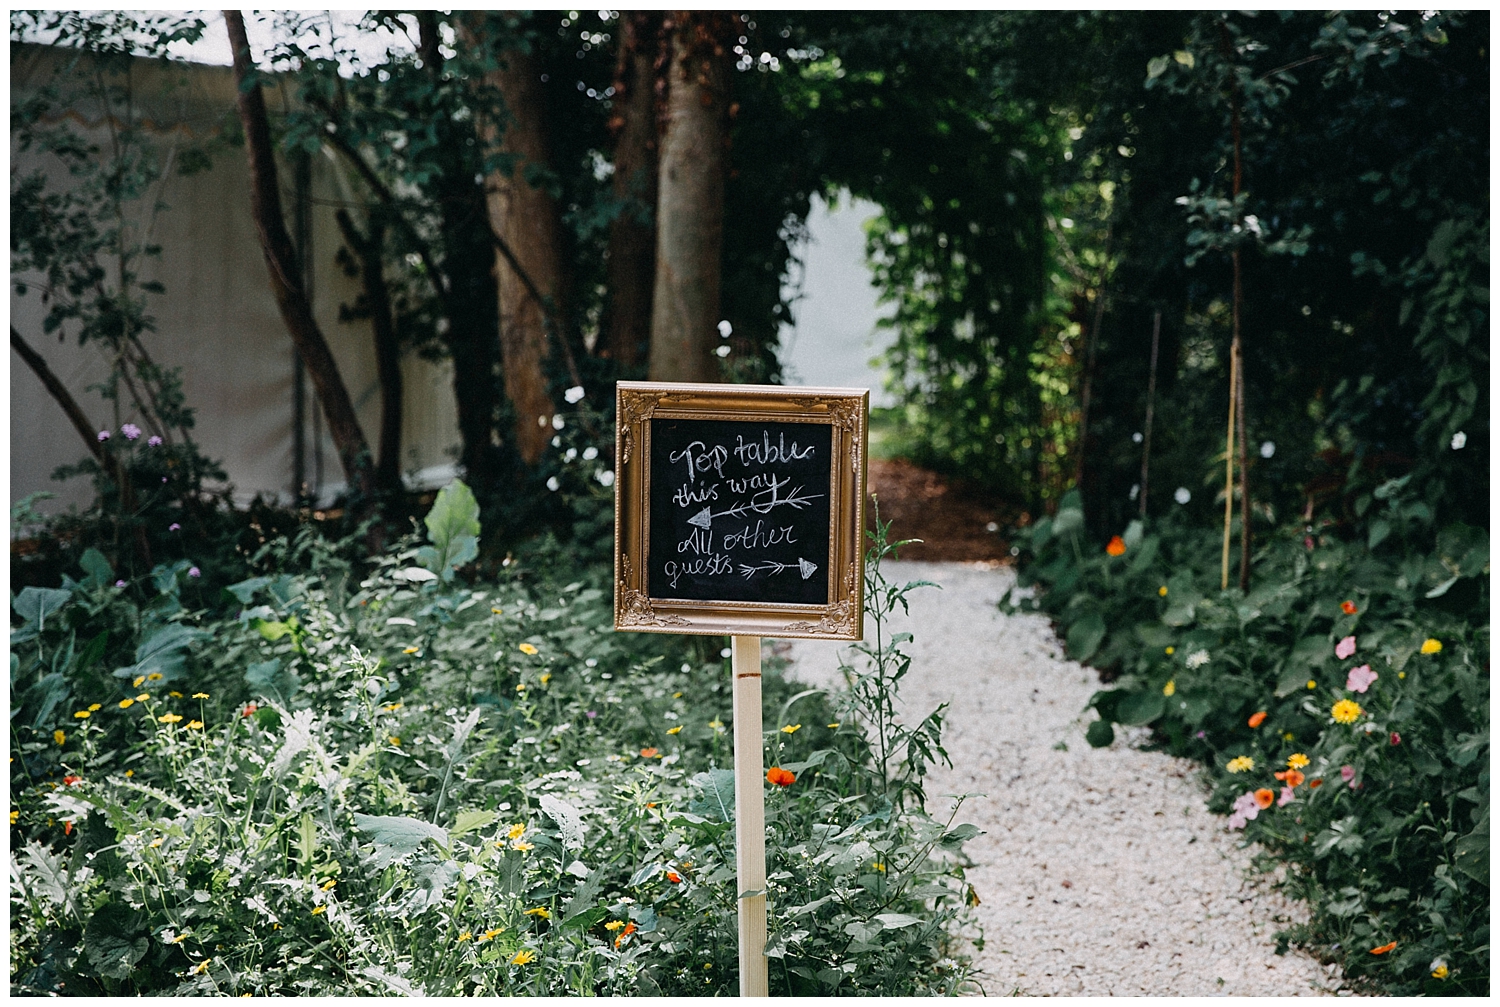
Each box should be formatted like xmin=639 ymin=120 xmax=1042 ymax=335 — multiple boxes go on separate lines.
xmin=604 ymin=11 xmax=662 ymax=371
xmin=648 ymin=11 xmax=734 ymax=384
xmin=224 ymin=11 xmax=374 ymax=499
xmin=483 ymin=33 xmax=564 ymax=464
xmin=334 ymin=210 xmax=403 ymax=494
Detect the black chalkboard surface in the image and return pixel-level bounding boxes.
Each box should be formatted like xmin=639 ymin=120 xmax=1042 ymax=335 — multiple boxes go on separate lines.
xmin=648 ymin=418 xmax=833 ymax=604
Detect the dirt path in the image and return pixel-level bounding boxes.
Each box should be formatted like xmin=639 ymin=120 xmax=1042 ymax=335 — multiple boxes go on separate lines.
xmin=783 ymin=560 xmax=1349 ymax=996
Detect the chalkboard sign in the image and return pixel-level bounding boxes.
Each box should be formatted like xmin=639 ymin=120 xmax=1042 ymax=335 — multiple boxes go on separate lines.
xmin=615 ymin=382 xmax=868 ymax=640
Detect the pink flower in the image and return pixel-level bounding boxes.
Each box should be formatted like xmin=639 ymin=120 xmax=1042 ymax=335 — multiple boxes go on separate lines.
xmin=169 ymin=522 xmax=181 ymax=532
xmin=1346 ymin=664 xmax=1378 ymax=693
xmin=1304 ymin=536 xmax=1315 ymax=551
xmin=121 ymin=423 xmax=141 ymax=440
xmin=1340 ymin=765 xmax=1356 ymax=784
xmin=1278 ymin=786 xmax=1296 ymax=807
xmin=115 ymin=579 xmax=126 ymax=588
xmin=96 ymin=429 xmax=110 ymax=442
xmin=1335 ymin=636 xmax=1357 ymax=660
xmin=1390 ymin=732 xmax=1401 ymax=746
xmin=188 ymin=566 xmax=201 ymax=578
xmin=148 ymin=435 xmax=163 ymax=447
xmin=1229 ymin=790 xmax=1262 ymax=829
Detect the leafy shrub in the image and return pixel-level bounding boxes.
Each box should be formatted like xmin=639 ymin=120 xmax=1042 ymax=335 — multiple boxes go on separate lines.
xmin=11 ymin=486 xmax=979 ymax=995
xmin=1007 ymin=489 xmax=1488 ymax=994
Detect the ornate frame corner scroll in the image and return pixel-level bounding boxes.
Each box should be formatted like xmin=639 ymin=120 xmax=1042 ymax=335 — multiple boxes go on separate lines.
xmin=613 ymin=381 xmax=868 ymax=641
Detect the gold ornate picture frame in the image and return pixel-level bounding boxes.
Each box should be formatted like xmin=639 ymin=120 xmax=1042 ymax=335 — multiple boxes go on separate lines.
xmin=614 ymin=381 xmax=868 ymax=641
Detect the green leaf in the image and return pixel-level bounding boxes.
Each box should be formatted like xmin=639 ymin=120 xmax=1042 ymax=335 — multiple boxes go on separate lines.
xmin=938 ymin=823 xmax=980 ymax=850
xmin=1115 ymin=691 xmax=1165 ymax=726
xmin=78 ymin=548 xmax=114 ymax=588
xmin=83 ymin=901 xmax=147 ymax=979
xmin=1066 ymin=611 xmax=1106 ymax=662
xmin=449 ymin=809 xmax=497 ymax=840
xmin=13 ymin=586 xmax=72 ymax=630
xmin=245 ymin=659 xmax=301 ymax=704
xmin=1453 ymin=811 xmax=1488 ymax=885
xmin=224 ymin=576 xmax=273 ymax=604
xmin=876 ymin=912 xmax=923 ymax=929
xmin=1085 ymin=719 xmax=1116 ymax=748
xmin=689 ymin=769 xmax=737 ymax=823
xmin=351 ymin=813 xmax=449 ymax=866
xmin=114 ymin=623 xmax=205 ymax=683
xmin=417 ymin=479 xmax=481 ymax=581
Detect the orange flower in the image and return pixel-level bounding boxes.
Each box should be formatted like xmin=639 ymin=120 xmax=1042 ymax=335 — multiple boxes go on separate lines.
xmin=1253 ymin=788 xmax=1275 ymax=809
xmin=666 ymin=871 xmax=683 ymax=884
xmin=1247 ymin=711 xmax=1267 ymax=728
xmin=766 ymin=767 xmax=796 ymax=787
xmin=1369 ymin=941 xmax=1397 ymax=955
xmin=1274 ymin=769 xmax=1306 ymax=788
xmin=614 ymin=921 xmax=637 ymax=948
xmin=1341 ymin=600 xmax=1358 ymax=615
xmin=1308 ymin=778 xmax=1324 ymax=789
xmin=1105 ymin=536 xmax=1127 ymax=556
xmin=639 ymin=747 xmax=660 ymax=759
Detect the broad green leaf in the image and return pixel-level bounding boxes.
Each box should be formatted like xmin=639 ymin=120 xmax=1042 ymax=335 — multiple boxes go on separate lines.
xmin=245 ymin=659 xmax=301 ymax=704
xmin=352 ymin=813 xmax=449 ymax=866
xmin=224 ymin=576 xmax=272 ymax=604
xmin=79 ymin=547 xmax=114 ymax=588
xmin=1115 ymin=690 xmax=1165 ymax=726
xmin=13 ymin=586 xmax=71 ymax=630
xmin=689 ymin=769 xmax=737 ymax=823
xmin=1065 ymin=611 xmax=1106 ymax=662
xmin=83 ymin=901 xmax=148 ymax=979
xmin=876 ymin=912 xmax=923 ymax=930
xmin=417 ymin=479 xmax=481 ymax=580
xmin=1453 ymin=811 xmax=1488 ymax=885
xmin=449 ymin=809 xmax=497 ymax=840
xmin=1085 ymin=719 xmax=1115 ymax=748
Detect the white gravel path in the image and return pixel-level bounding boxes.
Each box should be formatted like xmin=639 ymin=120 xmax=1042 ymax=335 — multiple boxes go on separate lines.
xmin=782 ymin=560 xmax=1349 ymax=997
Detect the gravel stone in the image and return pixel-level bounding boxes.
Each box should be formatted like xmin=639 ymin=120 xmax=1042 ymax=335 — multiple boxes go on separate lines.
xmin=783 ymin=560 xmax=1347 ymax=997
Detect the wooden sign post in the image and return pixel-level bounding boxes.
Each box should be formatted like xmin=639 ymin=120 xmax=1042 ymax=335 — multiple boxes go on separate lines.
xmin=613 ymin=382 xmax=868 ymax=996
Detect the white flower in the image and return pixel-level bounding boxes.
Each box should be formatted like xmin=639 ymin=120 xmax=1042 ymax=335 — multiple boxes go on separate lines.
xmin=1451 ymin=430 xmax=1467 ymax=450
xmin=582 ymin=446 xmax=598 ymax=461
xmin=720 ymin=647 xmax=732 ymax=658
xmin=717 ymin=319 xmax=733 ymax=337
xmin=1186 ymin=649 xmax=1210 ymax=669
xmin=1129 ymin=483 xmax=1140 ymax=501
xmin=1260 ymin=441 xmax=1275 ymax=458
xmin=715 ymin=344 xmax=731 ymax=357
xmin=596 ymin=469 xmax=615 ymax=487
xmin=552 ymin=414 xmax=566 ymax=430
xmin=564 ymin=385 xmax=586 ymax=404
xmin=1131 ymin=431 xmax=1143 ymax=444
xmin=1174 ymin=487 xmax=1191 ymax=505
xmin=564 ymin=447 xmax=578 ymax=462
xmin=546 ymin=477 xmax=560 ymax=492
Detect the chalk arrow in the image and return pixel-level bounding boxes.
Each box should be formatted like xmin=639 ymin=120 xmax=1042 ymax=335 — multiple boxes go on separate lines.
xmin=687 ymin=506 xmax=713 ymax=530
xmin=798 ymin=557 xmax=818 ymax=580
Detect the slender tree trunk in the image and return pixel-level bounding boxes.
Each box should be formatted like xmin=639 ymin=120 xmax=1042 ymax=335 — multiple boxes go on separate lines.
xmin=225 ymin=11 xmax=373 ymax=499
xmin=648 ymin=11 xmax=734 ymax=384
xmin=1139 ymin=309 xmax=1161 ymax=519
xmin=604 ymin=11 xmax=662 ymax=371
xmin=483 ymin=34 xmax=564 ymax=464
xmin=1231 ymin=83 xmax=1251 ymax=593
xmin=334 ymin=210 xmax=403 ymax=494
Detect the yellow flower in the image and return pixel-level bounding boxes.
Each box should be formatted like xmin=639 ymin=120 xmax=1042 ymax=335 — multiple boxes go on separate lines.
xmin=491 ymin=607 xmax=503 ymax=615
xmin=605 ymin=920 xmax=625 ymax=931
xmin=169 ymin=691 xmax=183 ymax=698
xmin=187 ymin=720 xmax=204 ymax=730
xmin=53 ymin=730 xmax=66 ymax=745
xmin=708 ymin=719 xmax=724 ymax=730
xmin=827 ymin=722 xmax=841 ymax=729
xmin=193 ymin=692 xmax=209 ymax=699
xmin=515 ymin=683 xmax=526 ymax=692
xmin=124 ymin=770 xmax=134 ymax=778
xmin=508 ymin=823 xmax=527 ymax=840
xmin=1162 ymin=680 xmax=1176 ymax=697
xmin=1432 ymin=963 xmax=1449 ymax=979
xmin=511 ymin=949 xmax=536 ymax=966
xmin=1421 ymin=638 xmax=1442 ymax=655
xmin=1165 ymin=646 xmax=1175 ymax=655
xmin=73 ymin=710 xmax=91 ymax=719
xmin=9 ymin=811 xmax=18 ymax=824
xmin=1226 ymin=755 xmax=1255 ymax=773
xmin=540 ymin=673 xmax=551 ymax=686
xmin=383 ymin=702 xmax=403 ymax=711
xmin=781 ymin=724 xmax=801 ymax=734
xmin=119 ymin=698 xmax=135 ymax=709
xmin=403 ymin=647 xmax=419 ymax=655
xmin=172 ymin=933 xmax=188 ymax=943
xmin=321 ymin=878 xmax=337 ymax=890
xmin=192 ymin=960 xmax=210 ymax=975
xmin=159 ymin=713 xmax=183 ymax=724
xmin=1287 ymin=753 xmax=1310 ymax=769
xmin=511 ymin=840 xmax=534 ymax=852
xmin=1399 ymin=671 xmax=1406 ymax=679
xmin=872 ymin=862 xmax=886 ymax=872
xmin=518 ymin=643 xmax=538 ymax=655
xmin=133 ymin=676 xmax=146 ymax=687
xmin=524 ymin=907 xmax=550 ymax=919
xmin=1306 ymin=680 xmax=1317 ymax=690
xmin=147 ymin=673 xmax=163 ymax=682
xmin=1283 ymin=732 xmax=1295 ymax=741
xmin=667 ymin=725 xmax=683 ymax=735
xmin=477 ymin=927 xmax=504 ymax=943
xmin=673 ymin=692 xmax=683 ymax=699
xmin=1331 ymin=699 xmax=1362 ymax=724
xmin=457 ymin=931 xmax=472 ymax=942
xmin=311 ymin=905 xmax=326 ymax=916
xmin=87 ymin=703 xmax=102 ymax=712
xmin=388 ymin=736 xmax=401 ymax=746
xmin=149 ymin=837 xmax=164 ymax=848
xmin=1158 ymin=585 xmax=1169 ymax=597
xmin=136 ymin=693 xmax=150 ymax=702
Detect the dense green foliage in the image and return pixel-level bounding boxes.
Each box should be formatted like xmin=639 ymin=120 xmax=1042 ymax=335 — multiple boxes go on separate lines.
xmin=1008 ymin=489 xmax=1488 ymax=994
xmin=11 ymin=495 xmax=979 ymax=995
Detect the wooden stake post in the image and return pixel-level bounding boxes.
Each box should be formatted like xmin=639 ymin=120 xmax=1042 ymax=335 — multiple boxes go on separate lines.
xmin=612 ymin=383 xmax=867 ymax=996
xmin=730 ymin=636 xmax=769 ymax=996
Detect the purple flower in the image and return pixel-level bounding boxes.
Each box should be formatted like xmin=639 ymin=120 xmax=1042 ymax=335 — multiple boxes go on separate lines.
xmin=1335 ymin=635 xmax=1357 ymax=660
xmin=148 ymin=435 xmax=163 ymax=447
xmin=115 ymin=579 xmax=126 ymax=588
xmin=169 ymin=522 xmax=181 ymax=532
xmin=188 ymin=566 xmax=201 ymax=578
xmin=1277 ymin=786 xmax=1296 ymax=807
xmin=1195 ymin=730 xmax=1207 ymax=740
xmin=1346 ymin=664 xmax=1378 ymax=693
xmin=121 ymin=423 xmax=141 ymax=440
xmin=586 ymin=711 xmax=598 ymax=720
xmin=96 ymin=429 xmax=110 ymax=442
